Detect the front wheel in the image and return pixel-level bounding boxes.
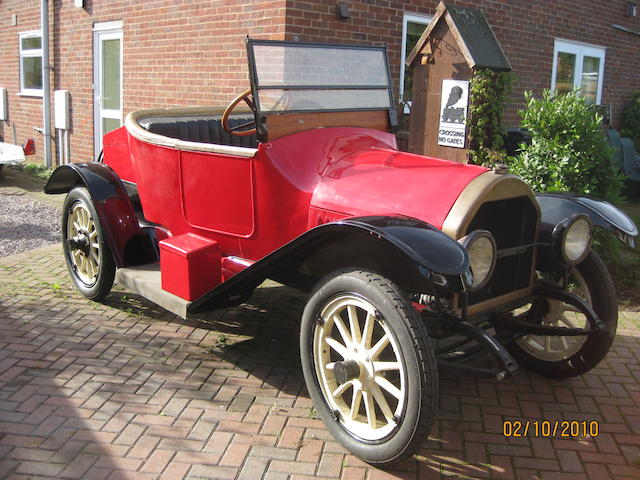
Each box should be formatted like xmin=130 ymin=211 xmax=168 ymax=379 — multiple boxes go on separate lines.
xmin=508 ymin=251 xmax=617 ymax=378
xmin=300 ymin=270 xmax=437 ymax=466
xmin=62 ymin=187 xmax=115 ymax=301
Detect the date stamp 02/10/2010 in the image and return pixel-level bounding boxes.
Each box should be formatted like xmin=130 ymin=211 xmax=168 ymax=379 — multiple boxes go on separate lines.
xmin=503 ymin=420 xmax=600 ymax=438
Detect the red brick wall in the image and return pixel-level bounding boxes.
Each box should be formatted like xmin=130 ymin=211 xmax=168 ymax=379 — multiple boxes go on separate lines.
xmin=285 ymin=0 xmax=640 ymax=129
xmin=1 ymin=0 xmax=638 ymax=166
xmin=0 ymin=0 xmax=286 ymax=165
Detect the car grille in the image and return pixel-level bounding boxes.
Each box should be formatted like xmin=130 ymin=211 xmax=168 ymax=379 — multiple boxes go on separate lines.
xmin=464 ymin=196 xmax=538 ymax=306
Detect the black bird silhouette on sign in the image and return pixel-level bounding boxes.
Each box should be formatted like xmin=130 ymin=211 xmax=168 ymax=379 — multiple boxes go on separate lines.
xmin=445 ymin=86 xmax=463 ymax=107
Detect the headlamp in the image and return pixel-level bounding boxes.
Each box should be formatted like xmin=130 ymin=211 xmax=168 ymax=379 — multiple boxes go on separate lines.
xmin=458 ymin=230 xmax=497 ymax=290
xmin=554 ymin=214 xmax=592 ymax=265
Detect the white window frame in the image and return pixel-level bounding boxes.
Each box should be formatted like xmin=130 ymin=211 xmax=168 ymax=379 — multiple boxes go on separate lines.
xmin=19 ymin=30 xmax=44 ymax=97
xmin=93 ymin=21 xmax=123 ymax=157
xmin=400 ymin=12 xmax=432 ymax=114
xmin=551 ymin=38 xmax=606 ymax=105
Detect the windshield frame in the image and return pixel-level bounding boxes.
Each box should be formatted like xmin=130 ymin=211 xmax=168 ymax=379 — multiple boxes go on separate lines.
xmin=246 ymin=38 xmax=398 ymax=128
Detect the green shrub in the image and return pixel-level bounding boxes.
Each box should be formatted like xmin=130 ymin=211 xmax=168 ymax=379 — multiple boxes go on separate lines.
xmin=593 ymin=222 xmax=640 ymax=306
xmin=509 ymin=90 xmax=623 ymax=202
xmin=621 ymin=90 xmax=640 ymax=150
xmin=467 ymin=69 xmax=513 ymax=166
xmin=23 ymin=163 xmax=53 ymax=180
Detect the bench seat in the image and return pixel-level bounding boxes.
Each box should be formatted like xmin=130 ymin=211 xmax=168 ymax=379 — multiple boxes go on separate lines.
xmin=138 ymin=114 xmax=258 ymax=149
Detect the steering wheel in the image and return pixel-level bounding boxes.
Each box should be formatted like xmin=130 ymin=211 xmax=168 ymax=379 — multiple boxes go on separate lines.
xmin=222 ymin=89 xmax=257 ymax=137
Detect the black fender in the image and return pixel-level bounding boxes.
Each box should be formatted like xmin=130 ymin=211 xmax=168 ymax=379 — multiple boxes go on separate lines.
xmin=190 ymin=215 xmax=471 ymax=313
xmin=44 ymin=162 xmax=156 ymax=267
xmin=536 ymin=193 xmax=638 ymax=248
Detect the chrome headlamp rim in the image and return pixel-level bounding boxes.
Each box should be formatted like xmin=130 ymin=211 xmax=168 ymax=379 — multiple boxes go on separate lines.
xmin=458 ymin=229 xmax=497 ymax=291
xmin=553 ymin=214 xmax=593 ymax=266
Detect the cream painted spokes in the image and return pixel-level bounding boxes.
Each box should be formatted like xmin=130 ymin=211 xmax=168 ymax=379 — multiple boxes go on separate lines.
xmin=516 ymin=268 xmax=591 ymax=362
xmin=313 ymin=294 xmax=406 ymax=440
xmin=67 ymin=202 xmax=101 ymax=286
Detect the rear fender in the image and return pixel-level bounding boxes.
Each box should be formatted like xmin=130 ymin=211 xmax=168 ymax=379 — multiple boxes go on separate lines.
xmin=45 ymin=162 xmax=155 ymax=267
xmin=536 ymin=193 xmax=638 ymax=248
xmin=190 ymin=216 xmax=471 ymax=313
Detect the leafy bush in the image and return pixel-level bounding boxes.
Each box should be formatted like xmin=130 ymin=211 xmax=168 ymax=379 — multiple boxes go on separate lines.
xmin=621 ymin=90 xmax=640 ymax=150
xmin=467 ymin=69 xmax=512 ymax=166
xmin=593 ymin=223 xmax=640 ymax=307
xmin=23 ymin=163 xmax=53 ymax=180
xmin=509 ymin=90 xmax=623 ymax=202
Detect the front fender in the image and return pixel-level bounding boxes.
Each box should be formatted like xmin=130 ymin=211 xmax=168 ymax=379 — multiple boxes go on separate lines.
xmin=45 ymin=162 xmax=155 ymax=267
xmin=190 ymin=215 xmax=471 ymax=313
xmin=339 ymin=216 xmax=470 ymax=279
xmin=536 ymin=193 xmax=638 ymax=248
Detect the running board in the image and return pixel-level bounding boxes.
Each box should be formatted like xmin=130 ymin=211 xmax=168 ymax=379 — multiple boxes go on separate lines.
xmin=115 ymin=263 xmax=190 ymax=318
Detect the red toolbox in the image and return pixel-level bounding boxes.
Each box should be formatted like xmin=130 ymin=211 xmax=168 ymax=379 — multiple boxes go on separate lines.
xmin=159 ymin=233 xmax=221 ymax=301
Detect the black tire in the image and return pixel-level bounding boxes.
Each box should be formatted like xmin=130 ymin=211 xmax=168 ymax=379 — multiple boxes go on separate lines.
xmin=300 ymin=269 xmax=437 ymax=466
xmin=508 ymin=251 xmax=617 ymax=378
xmin=62 ymin=187 xmax=116 ymax=301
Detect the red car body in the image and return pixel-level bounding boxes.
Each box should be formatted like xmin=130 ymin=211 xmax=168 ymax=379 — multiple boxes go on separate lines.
xmin=103 ymin=125 xmax=486 ymax=266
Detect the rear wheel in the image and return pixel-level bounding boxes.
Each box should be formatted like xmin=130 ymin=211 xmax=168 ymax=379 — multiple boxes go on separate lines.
xmin=62 ymin=187 xmax=115 ymax=301
xmin=508 ymin=251 xmax=617 ymax=378
xmin=300 ymin=269 xmax=437 ymax=466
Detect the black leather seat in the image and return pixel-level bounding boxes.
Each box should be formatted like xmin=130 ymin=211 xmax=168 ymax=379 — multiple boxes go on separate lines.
xmin=138 ymin=114 xmax=258 ymax=148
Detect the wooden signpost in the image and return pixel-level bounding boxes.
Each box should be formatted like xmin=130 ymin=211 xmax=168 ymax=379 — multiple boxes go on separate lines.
xmin=406 ymin=2 xmax=511 ymax=162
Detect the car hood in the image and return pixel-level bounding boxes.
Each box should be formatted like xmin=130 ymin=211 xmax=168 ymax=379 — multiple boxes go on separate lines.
xmin=311 ymin=142 xmax=487 ymax=229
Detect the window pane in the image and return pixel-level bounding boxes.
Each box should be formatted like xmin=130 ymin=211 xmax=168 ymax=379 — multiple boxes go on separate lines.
xmin=21 ymin=36 xmax=41 ymax=50
xmin=259 ymin=88 xmax=390 ymax=112
xmin=580 ymin=56 xmax=600 ymax=104
xmin=403 ymin=21 xmax=428 ymax=102
xmin=102 ymin=117 xmax=121 ymax=135
xmin=102 ymin=39 xmax=121 ymax=110
xmin=555 ymin=52 xmax=576 ymax=94
xmin=22 ymin=56 xmax=42 ymax=90
xmin=252 ymin=45 xmax=389 ymax=87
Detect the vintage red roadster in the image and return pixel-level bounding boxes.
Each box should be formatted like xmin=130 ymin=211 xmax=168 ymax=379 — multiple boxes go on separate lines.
xmin=45 ymin=40 xmax=637 ymax=465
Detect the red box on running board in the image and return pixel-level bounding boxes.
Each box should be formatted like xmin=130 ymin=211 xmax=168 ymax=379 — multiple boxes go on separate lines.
xmin=159 ymin=233 xmax=221 ymax=301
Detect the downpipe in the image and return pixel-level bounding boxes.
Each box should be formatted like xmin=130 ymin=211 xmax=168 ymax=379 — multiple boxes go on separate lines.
xmin=41 ymin=0 xmax=53 ymax=168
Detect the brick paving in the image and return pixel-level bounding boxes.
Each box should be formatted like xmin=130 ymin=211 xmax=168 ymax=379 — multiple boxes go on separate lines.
xmin=0 ymin=244 xmax=639 ymax=480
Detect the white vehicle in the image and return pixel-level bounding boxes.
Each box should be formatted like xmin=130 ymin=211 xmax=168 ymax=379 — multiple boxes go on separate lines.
xmin=0 ymin=139 xmax=35 ymax=169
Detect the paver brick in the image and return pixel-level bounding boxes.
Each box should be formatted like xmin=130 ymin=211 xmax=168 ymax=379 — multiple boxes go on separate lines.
xmin=188 ymin=464 xmax=237 ymax=479
xmin=140 ymin=448 xmax=175 ymax=473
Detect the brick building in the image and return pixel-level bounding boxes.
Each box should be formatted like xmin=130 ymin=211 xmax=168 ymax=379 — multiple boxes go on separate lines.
xmin=0 ymin=0 xmax=638 ymax=166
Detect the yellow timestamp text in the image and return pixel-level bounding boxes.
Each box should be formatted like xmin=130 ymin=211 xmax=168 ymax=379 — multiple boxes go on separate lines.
xmin=503 ymin=420 xmax=599 ymax=438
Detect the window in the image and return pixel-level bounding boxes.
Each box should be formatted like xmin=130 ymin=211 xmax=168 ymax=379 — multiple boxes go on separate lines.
xmin=551 ymin=39 xmax=605 ymax=105
xmin=400 ymin=13 xmax=432 ymax=113
xmin=19 ymin=31 xmax=43 ymax=96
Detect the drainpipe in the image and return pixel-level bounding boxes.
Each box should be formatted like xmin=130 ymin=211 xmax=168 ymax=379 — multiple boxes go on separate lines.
xmin=41 ymin=0 xmax=52 ymax=168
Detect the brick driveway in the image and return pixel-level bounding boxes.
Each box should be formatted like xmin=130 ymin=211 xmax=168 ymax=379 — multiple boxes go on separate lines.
xmin=0 ymin=246 xmax=639 ymax=480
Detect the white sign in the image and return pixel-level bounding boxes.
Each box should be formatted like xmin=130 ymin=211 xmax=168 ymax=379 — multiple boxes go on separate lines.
xmin=0 ymin=142 xmax=25 ymax=164
xmin=438 ymin=79 xmax=469 ymax=148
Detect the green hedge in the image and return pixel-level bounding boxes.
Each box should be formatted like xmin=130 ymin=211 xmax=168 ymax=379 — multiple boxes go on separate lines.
xmin=509 ymin=90 xmax=623 ymax=202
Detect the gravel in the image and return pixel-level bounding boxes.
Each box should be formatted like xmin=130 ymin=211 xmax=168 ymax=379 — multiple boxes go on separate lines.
xmin=0 ymin=193 xmax=62 ymax=257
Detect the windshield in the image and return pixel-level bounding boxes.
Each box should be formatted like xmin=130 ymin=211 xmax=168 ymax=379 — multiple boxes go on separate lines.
xmin=247 ymin=40 xmax=395 ymax=115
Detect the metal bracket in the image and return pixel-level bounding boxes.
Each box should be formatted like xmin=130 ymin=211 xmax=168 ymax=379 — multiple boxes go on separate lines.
xmin=437 ymin=320 xmax=519 ymax=379
xmin=536 ymin=282 xmax=605 ymax=330
xmin=491 ymin=282 xmax=606 ymax=335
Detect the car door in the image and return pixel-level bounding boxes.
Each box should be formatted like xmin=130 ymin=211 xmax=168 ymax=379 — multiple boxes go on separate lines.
xmin=179 ymin=150 xmax=255 ymax=237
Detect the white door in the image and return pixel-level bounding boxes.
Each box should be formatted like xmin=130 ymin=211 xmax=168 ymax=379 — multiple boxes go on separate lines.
xmin=94 ymin=23 xmax=122 ymax=158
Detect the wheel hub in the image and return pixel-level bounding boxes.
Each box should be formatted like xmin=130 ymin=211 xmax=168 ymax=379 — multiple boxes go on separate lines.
xmin=334 ymin=360 xmax=360 ymax=385
xmin=70 ymin=234 xmax=90 ymax=256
